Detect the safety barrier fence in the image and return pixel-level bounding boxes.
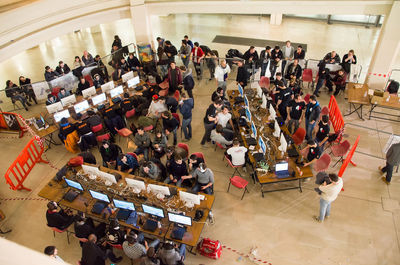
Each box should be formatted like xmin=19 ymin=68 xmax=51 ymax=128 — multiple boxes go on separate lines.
xmin=328 ymin=95 xmax=345 ymax=143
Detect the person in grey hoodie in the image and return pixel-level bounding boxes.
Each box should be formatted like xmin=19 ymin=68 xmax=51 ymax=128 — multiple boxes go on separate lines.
xmin=281 ymin=40 xmax=294 ymax=76
xmin=157 ymin=241 xmax=185 ymax=265
xmin=180 ymin=65 xmax=195 ymax=98
xmin=179 ymin=40 xmax=191 ymax=68
xmin=152 ymin=129 xmax=168 ymax=159
xmin=379 ymin=142 xmax=400 ymax=184
xmin=182 ymin=162 xmax=214 ymax=194
xmin=178 ymin=92 xmax=194 ymax=141
xmin=140 ymin=161 xmax=161 ymax=180
xmin=134 ymin=127 xmax=151 ymax=160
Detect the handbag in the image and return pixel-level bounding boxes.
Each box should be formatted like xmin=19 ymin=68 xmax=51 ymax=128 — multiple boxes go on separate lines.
xmin=197 ymin=238 xmax=222 ymax=259
xmin=68 ymin=156 xmax=84 ymax=166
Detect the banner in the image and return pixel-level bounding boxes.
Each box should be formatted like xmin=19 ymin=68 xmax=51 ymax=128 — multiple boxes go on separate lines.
xmin=137 ymin=44 xmax=154 ymax=63
xmin=31 ymin=81 xmax=49 ymax=100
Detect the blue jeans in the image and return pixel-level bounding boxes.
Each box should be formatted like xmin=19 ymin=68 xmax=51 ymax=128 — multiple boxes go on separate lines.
xmin=305 ymin=118 xmax=316 ymax=140
xmin=164 ymin=177 xmax=183 ymax=187
xmin=314 ymin=78 xmax=325 ymax=95
xmin=182 ymin=118 xmax=192 ymax=139
xmin=381 ymin=162 xmax=394 ymax=182
xmin=179 ymin=244 xmax=186 ymax=259
xmin=134 ymin=147 xmax=149 ymax=160
xmin=319 ymin=198 xmax=331 ymax=221
xmin=260 ymin=62 xmax=269 ymax=77
xmin=181 ymin=57 xmax=189 ymax=68
xmin=192 ymin=183 xmax=213 ymax=194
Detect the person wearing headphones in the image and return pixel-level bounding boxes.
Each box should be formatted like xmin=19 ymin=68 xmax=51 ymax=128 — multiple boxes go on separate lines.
xmin=46 ymin=201 xmax=76 ymax=230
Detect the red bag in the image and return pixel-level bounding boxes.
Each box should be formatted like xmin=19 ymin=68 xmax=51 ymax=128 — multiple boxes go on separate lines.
xmin=68 ymin=156 xmax=84 ymax=166
xmin=197 ymin=238 xmax=222 ymax=259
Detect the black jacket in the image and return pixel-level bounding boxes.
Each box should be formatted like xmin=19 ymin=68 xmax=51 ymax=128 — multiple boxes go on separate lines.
xmin=285 ymin=63 xmax=302 ymax=80
xmin=81 ymin=241 xmax=107 ymax=265
xmin=323 ymin=52 xmax=340 ymax=64
xmin=45 ymin=71 xmax=60 ymax=82
xmin=243 ymin=50 xmax=259 ymax=67
xmin=294 ymin=50 xmax=305 ymax=60
xmin=100 ymin=144 xmax=120 ymax=163
xmin=56 ymin=64 xmax=71 ymax=75
xmin=236 ymin=66 xmax=248 ymax=87
xmin=46 ymin=209 xmax=73 ymax=230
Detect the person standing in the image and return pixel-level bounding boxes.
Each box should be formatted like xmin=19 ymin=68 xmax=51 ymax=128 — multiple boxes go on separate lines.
xmin=167 ymin=62 xmax=182 ymax=95
xmin=314 ymin=173 xmax=343 ymax=222
xmin=180 ymin=66 xmax=195 ymax=99
xmin=164 ymin=41 xmax=178 ymax=63
xmin=205 ymin=51 xmax=218 ymax=80
xmin=313 ymin=60 xmax=330 ymax=97
xmin=286 ymin=94 xmax=305 ymax=134
xmin=191 ymin=42 xmax=205 ymax=80
xmin=259 ymin=46 xmax=272 ymax=77
xmin=379 ymin=142 xmax=400 ymax=184
xmin=134 ymin=127 xmax=151 ymax=160
xmin=179 ymin=40 xmax=191 ymax=68
xmin=236 ymin=60 xmax=248 ymax=88
xmin=44 ymin=246 xmax=64 ymax=262
xmin=179 ymin=92 xmax=194 ymax=141
xmin=281 ymin=40 xmax=294 ymax=76
xmin=314 ymin=114 xmax=330 ymax=150
xmin=214 ymin=59 xmax=231 ymax=96
xmin=305 ymin=95 xmax=321 ymax=140
xmin=200 ymin=99 xmax=223 ymax=146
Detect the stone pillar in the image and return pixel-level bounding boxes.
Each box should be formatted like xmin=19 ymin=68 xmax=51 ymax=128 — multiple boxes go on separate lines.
xmin=130 ymin=0 xmax=154 ymax=46
xmin=366 ymin=2 xmax=400 ymax=90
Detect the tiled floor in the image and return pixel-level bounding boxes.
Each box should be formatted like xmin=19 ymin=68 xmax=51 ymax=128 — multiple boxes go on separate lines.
xmin=0 ymin=14 xmax=399 ymax=265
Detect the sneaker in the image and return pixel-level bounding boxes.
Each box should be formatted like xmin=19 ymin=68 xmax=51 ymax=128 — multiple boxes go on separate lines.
xmin=381 ymin=176 xmax=391 ymax=185
xmin=313 ymin=216 xmax=322 ymax=223
xmin=378 ymin=166 xmax=383 ymax=172
xmin=113 ymin=256 xmax=123 ymax=263
xmin=26 ymin=102 xmax=32 ymax=106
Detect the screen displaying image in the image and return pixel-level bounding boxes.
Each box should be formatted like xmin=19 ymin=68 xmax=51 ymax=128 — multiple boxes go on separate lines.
xmin=64 ymin=179 xmax=83 ymax=191
xmin=245 ymin=107 xmax=251 ymax=122
xmin=82 ymin=86 xmax=96 ymax=98
xmin=276 ymin=162 xmax=289 ymax=171
xmin=110 ymin=86 xmax=123 ymax=98
xmin=113 ymin=199 xmax=135 ymax=211
xmin=168 ymin=212 xmax=192 ymax=226
xmin=54 ymin=109 xmax=70 ymax=123
xmin=127 ymin=76 xmax=140 ymax=88
xmin=251 ymin=121 xmax=257 ymax=138
xmin=60 ymin=95 xmax=76 ymax=106
xmin=46 ymin=102 xmax=63 ymax=114
xmin=101 ymin=81 xmax=115 ymax=93
xmin=142 ymin=204 xmax=164 ymax=218
xmin=258 ymin=137 xmax=266 ymax=155
xmin=89 ymin=190 xmax=110 ymax=203
xmin=74 ymin=100 xmax=90 ymax=114
xmin=238 ymin=84 xmax=244 ymax=96
xmin=91 ymin=93 xmax=106 ymax=105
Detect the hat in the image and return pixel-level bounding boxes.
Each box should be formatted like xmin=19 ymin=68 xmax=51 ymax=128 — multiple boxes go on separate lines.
xmin=152 ymin=95 xmax=159 ymax=100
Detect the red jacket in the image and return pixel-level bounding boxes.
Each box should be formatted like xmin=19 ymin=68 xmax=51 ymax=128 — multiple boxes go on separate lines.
xmin=167 ymin=67 xmax=182 ymax=85
xmin=191 ymin=47 xmax=204 ymax=63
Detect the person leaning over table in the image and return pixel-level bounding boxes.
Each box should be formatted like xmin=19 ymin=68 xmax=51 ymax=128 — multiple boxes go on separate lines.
xmin=58 ymin=117 xmax=76 ymax=143
xmin=117 ymin=153 xmax=139 ymax=174
xmin=100 ymin=140 xmax=121 ymax=168
xmin=157 ymin=241 xmax=186 ymax=265
xmin=181 ymin=162 xmax=214 ymax=194
xmin=298 ymin=140 xmax=321 ymax=167
xmin=140 ymin=161 xmax=161 ymax=180
xmin=201 ymin=99 xmax=223 ymax=146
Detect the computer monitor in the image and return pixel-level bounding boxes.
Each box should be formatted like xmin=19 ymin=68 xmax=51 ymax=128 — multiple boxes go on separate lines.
xmin=238 ymin=83 xmax=244 ymax=97
xmin=91 ymin=93 xmax=107 ymax=106
xmin=64 ymin=179 xmax=83 ymax=191
xmin=101 ymin=81 xmax=115 ymax=93
xmin=168 ymin=212 xmax=192 ymax=226
xmin=251 ymin=121 xmax=257 ymax=138
xmin=89 ymin=190 xmax=110 ymax=203
xmin=273 ymin=119 xmax=281 ymax=138
xmin=97 ymin=171 xmax=117 ymax=184
xmin=46 ymin=102 xmax=63 ymax=114
xmin=258 ymin=137 xmax=266 ymax=155
xmin=54 ymin=109 xmax=70 ymax=123
xmin=179 ymin=191 xmax=200 ymax=208
xmin=82 ymin=86 xmax=96 ymax=98
xmin=261 ymin=94 xmax=267 ymax=109
xmin=256 ymin=83 xmax=263 ymax=98
xmin=127 ymin=76 xmax=140 ymax=88
xmin=147 ymin=184 xmax=170 ymax=199
xmin=245 ymin=107 xmax=251 ymax=122
xmin=125 ymin=178 xmax=146 ymax=193
xmin=122 ymin=71 xmax=134 ymax=83
xmin=82 ymin=164 xmax=100 ymax=175
xmin=278 ymin=132 xmax=288 ymax=152
xmin=40 ymin=115 xmax=46 ymax=125
xmin=60 ymin=94 xmax=76 ymax=107
xmin=74 ymin=100 xmax=90 ymax=114
xmin=276 ymin=161 xmax=289 ymax=172
xmin=269 ymin=104 xmax=276 ymax=120
xmin=113 ymin=199 xmax=135 ymax=211
xmin=142 ymin=204 xmax=164 ymax=218
xmin=110 ymin=85 xmax=123 ymax=98
xmin=244 ymin=95 xmax=249 ymax=107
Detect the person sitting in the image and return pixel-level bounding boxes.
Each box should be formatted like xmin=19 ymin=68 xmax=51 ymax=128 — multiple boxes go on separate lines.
xmin=18 ymin=76 xmax=37 ymax=104
xmin=123 ymin=235 xmax=160 ymax=261
xmin=152 ymin=129 xmax=167 ymax=159
xmin=44 ymin=246 xmax=64 ymax=262
xmin=93 ymin=73 xmax=105 ymax=89
xmin=81 ymin=234 xmax=122 ymax=265
xmin=341 ymin=49 xmax=357 ymax=74
xmin=57 ymin=87 xmax=70 ymax=99
xmin=82 ymin=50 xmax=95 ymax=67
xmin=182 ymin=163 xmax=214 ymax=194
xmin=5 ymin=80 xmax=30 ymax=110
xmin=117 ymin=153 xmax=139 ymax=174
xmin=323 ymin=51 xmax=340 ymax=64
xmin=58 ymin=117 xmax=76 ymax=143
xmin=119 ymin=58 xmax=130 ymax=72
xmin=165 ymin=155 xmax=188 ymax=187
xmin=161 ymin=111 xmax=179 ymax=146
xmin=106 ymin=219 xmax=126 ymax=245
xmin=226 ymin=140 xmax=248 ymax=166
xmin=314 ymin=114 xmax=330 ymax=150
xmin=75 ymin=113 xmax=96 ymax=151
xmin=46 ymin=93 xmax=58 ymax=106
xmin=120 ymin=93 xmax=134 ymax=114
xmin=94 ymin=55 xmax=109 ymax=82
xmin=101 ymin=103 xmax=125 ymax=135
xmin=134 ymin=126 xmax=151 ymax=160
xmin=285 ymin=59 xmax=302 ymax=81
xmin=140 ymin=161 xmax=161 ymax=180
xmin=211 ymin=87 xmax=225 ymax=102
xmin=74 ymin=214 xmax=106 ymax=240
xmin=270 ymin=46 xmax=283 ymax=79
xmin=147 ymin=95 xmax=167 ymax=118
xmin=86 ymin=109 xmax=102 ymax=128
xmin=188 ymin=154 xmax=204 ymax=174
xmin=294 ymin=45 xmax=305 ymax=60
xmin=44 ymin=66 xmax=60 ymax=81
xmin=73 ymin=56 xmax=85 ymax=78
xmin=140 ymin=247 xmax=160 ymax=265
xmin=217 ymin=105 xmax=233 ymax=129
xmin=100 ymin=140 xmax=120 ymax=168
xmin=127 ymin=53 xmax=142 ymax=75
xmin=328 ymin=69 xmax=346 ymax=96
xmin=299 ymin=140 xmax=321 ymax=167
xmin=112 ymin=67 xmax=125 ymax=81
xmin=76 ymin=76 xmax=90 ymax=96
xmin=211 ymin=124 xmax=234 ymax=148
xmin=243 ymin=45 xmax=259 ymax=71
xmin=56 ymin=61 xmax=71 ymax=75
xmin=157 ymin=241 xmax=186 ymax=265
xmin=46 ymin=201 xmax=75 ymax=230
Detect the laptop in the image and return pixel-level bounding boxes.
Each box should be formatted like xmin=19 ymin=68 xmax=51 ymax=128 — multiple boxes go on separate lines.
xmin=144 ymin=219 xmax=158 ymax=232
xmin=275 ymin=161 xmax=290 ymax=179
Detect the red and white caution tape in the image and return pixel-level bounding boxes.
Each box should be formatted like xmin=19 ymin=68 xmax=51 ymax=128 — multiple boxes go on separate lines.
xmin=0 ymin=197 xmax=48 ymax=201
xmin=368 ymin=72 xmax=388 ymax=78
xmin=222 ymin=245 xmax=272 ymax=264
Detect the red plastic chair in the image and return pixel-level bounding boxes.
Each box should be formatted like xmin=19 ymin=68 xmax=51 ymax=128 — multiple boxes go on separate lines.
xmin=313 ymin=153 xmax=331 ymax=172
xmin=330 ymin=140 xmax=351 ymax=167
xmin=107 ymin=242 xmax=123 ymax=250
xmin=143 ymin=125 xmax=153 ymax=132
xmin=91 ymin=123 xmax=103 ymax=134
xmin=51 ymin=87 xmax=61 ymax=99
xmin=177 ymin=143 xmax=189 ymax=158
xmin=321 ymin=106 xmax=329 ymax=116
xmin=192 ymin=152 xmax=205 ymax=163
xmin=304 ymin=93 xmax=311 ymax=104
xmin=292 ymin=128 xmax=306 ymax=146
xmin=115 ymin=127 xmax=134 ymax=149
xmin=84 ymin=75 xmax=94 ymax=87
xmin=96 ymin=133 xmax=110 ymax=143
xmin=127 ymin=152 xmax=139 ymax=162
xmin=215 ymin=142 xmax=226 ymax=160
xmin=225 ymin=155 xmax=244 ymax=178
xmin=173 ymin=90 xmax=180 ymax=102
xmin=227 ymin=176 xmax=249 ymax=200
xmin=48 ymin=225 xmax=71 ymax=244
xmin=125 ymin=109 xmax=136 ymax=119
xmin=301 ymin=69 xmax=313 ymax=89
xmin=75 ymin=235 xmax=88 ymax=243
xmin=259 ymin=76 xmax=270 ymax=89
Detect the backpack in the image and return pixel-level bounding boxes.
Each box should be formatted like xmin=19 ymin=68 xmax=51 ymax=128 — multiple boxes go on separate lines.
xmin=387 ymin=80 xmax=399 ymax=94
xmin=200 ymin=45 xmax=212 ymax=55
xmin=197 ymin=238 xmax=222 ymax=259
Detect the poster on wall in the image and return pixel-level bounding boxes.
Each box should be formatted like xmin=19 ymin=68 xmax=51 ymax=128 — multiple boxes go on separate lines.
xmin=0 ymin=112 xmax=22 ymax=131
xmin=32 ymin=81 xmax=50 ymax=100
xmin=137 ymin=44 xmax=154 ymax=63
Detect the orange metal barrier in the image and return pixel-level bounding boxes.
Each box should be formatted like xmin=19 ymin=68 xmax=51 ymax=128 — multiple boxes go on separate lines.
xmin=328 ymin=95 xmax=345 ymax=143
xmin=338 ymin=135 xmax=360 ymax=178
xmin=4 ymin=136 xmax=48 ymax=191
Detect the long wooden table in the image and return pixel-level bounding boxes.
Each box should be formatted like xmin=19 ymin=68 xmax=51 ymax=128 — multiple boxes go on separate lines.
xmin=369 ymin=93 xmax=400 ymax=122
xmin=38 ymin=164 xmax=215 ymax=248
xmin=344 ymin=82 xmax=370 ymax=120
xmin=227 ymin=89 xmax=313 ymax=197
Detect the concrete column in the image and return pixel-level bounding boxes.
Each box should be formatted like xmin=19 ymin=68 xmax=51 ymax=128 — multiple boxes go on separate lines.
xmin=270 ymin=13 xmax=283 ymax=25
xmin=130 ymin=0 xmax=154 ymax=46
xmin=366 ymin=2 xmax=400 ymax=90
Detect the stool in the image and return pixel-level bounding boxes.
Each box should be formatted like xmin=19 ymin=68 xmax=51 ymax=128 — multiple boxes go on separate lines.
xmin=48 ymin=225 xmax=71 ymax=244
xmin=227 ymin=176 xmax=249 ymax=200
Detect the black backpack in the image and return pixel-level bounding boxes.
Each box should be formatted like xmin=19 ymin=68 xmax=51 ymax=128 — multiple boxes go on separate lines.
xmin=387 ymin=80 xmax=399 ymax=94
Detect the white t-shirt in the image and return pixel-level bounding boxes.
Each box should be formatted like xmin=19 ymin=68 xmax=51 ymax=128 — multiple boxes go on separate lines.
xmin=227 ymin=146 xmax=248 ymax=166
xmin=215 ymin=65 xmax=231 ymax=82
xmin=217 ymin=112 xmax=232 ymax=128
xmin=319 ymin=178 xmax=343 ymax=202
